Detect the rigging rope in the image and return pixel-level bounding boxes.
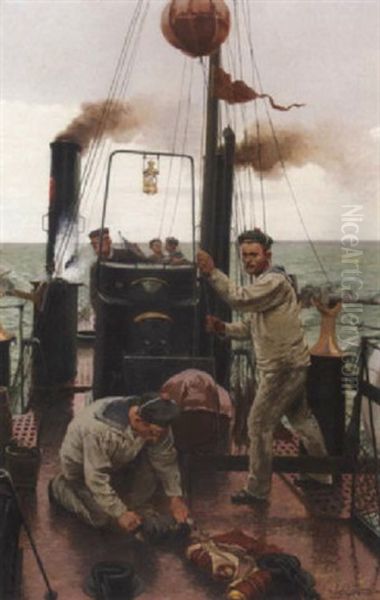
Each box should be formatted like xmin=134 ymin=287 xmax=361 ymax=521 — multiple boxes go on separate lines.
xmin=196 ymin=58 xmax=209 ymax=241
xmin=81 ymin=2 xmax=152 ymax=238
xmin=232 ymin=0 xmax=259 ymax=230
xmin=78 ymin=0 xmax=148 ymax=235
xmin=167 ymin=61 xmax=195 ymax=236
xmin=232 ymin=0 xmax=330 ymax=284
xmin=53 ymin=1 xmax=149 ymax=272
xmin=240 ymin=0 xmax=266 ymax=230
xmin=158 ymin=58 xmax=189 ymax=239
xmin=80 ymin=0 xmax=148 ymax=207
xmin=223 ymin=42 xmax=250 ymax=237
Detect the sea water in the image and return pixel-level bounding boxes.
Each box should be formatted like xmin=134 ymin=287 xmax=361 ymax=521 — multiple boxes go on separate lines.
xmin=0 ymin=241 xmax=379 ymax=379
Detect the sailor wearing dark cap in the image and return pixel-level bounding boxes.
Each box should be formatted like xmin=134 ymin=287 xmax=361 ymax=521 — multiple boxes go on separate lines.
xmin=164 ymin=236 xmax=188 ymax=265
xmin=48 ymin=394 xmax=189 ymax=533
xmin=88 ymin=227 xmax=112 ymax=259
xmin=88 ymin=227 xmax=146 ymax=263
xmin=197 ymin=228 xmax=331 ymax=505
xmin=237 ymin=228 xmax=274 ymax=250
xmin=89 ymin=227 xmax=110 ymax=239
xmin=165 ymin=236 xmax=179 ymax=246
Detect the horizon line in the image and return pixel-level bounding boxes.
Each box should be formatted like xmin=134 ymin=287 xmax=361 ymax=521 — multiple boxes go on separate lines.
xmin=1 ymin=239 xmax=379 ymax=245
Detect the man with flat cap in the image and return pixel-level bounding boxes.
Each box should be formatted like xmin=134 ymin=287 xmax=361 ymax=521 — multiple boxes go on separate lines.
xmin=164 ymin=237 xmax=188 ymax=265
xmin=197 ymin=228 xmax=331 ymax=505
xmin=49 ymin=394 xmax=189 ymax=532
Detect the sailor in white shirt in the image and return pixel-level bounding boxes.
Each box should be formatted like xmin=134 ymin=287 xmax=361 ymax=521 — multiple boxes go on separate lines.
xmin=197 ymin=228 xmax=331 ymax=504
xmin=49 ymin=395 xmax=189 ymax=532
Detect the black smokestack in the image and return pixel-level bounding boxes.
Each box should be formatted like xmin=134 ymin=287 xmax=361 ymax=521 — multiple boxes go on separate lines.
xmin=46 ymin=141 xmax=81 ymax=276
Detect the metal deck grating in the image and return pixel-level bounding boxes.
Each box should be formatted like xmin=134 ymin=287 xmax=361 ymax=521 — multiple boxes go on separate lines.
xmin=12 ymin=413 xmax=38 ymax=448
xmin=272 ymin=433 xmax=352 ymax=518
xmin=352 ymin=449 xmax=380 ymax=543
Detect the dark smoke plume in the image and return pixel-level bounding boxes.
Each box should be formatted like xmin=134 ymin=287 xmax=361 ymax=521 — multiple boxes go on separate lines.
xmin=55 ymin=99 xmax=148 ymax=151
xmin=234 ymin=122 xmax=378 ymax=195
xmin=235 ymin=124 xmax=321 ymax=178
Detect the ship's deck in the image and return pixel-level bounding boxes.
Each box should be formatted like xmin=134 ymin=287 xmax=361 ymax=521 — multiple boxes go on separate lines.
xmin=15 ymin=342 xmax=380 ymax=600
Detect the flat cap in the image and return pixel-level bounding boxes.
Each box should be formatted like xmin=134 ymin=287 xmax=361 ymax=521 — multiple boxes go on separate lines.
xmin=237 ymin=228 xmax=273 ymax=249
xmin=89 ymin=227 xmax=109 ymax=239
xmin=137 ymin=396 xmax=180 ymax=427
xmin=165 ymin=237 xmax=179 ymax=245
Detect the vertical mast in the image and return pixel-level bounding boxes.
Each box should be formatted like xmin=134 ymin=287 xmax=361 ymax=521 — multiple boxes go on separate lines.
xmin=200 ymin=49 xmax=220 ymax=255
xmin=198 ymin=49 xmax=234 ymax=387
xmin=200 ymin=48 xmax=235 ymax=275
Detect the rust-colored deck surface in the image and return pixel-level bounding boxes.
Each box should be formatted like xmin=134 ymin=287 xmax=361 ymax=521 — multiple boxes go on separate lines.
xmin=16 ymin=345 xmax=380 ymax=600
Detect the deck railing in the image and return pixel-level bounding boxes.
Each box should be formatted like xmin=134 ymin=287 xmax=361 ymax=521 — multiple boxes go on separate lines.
xmin=350 ymin=336 xmax=380 ymax=550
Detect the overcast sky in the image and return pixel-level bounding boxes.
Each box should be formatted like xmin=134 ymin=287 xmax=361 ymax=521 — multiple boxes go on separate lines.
xmin=1 ymin=0 xmax=379 ymax=243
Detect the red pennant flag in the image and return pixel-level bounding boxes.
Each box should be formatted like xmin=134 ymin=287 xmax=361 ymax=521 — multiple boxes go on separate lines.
xmin=214 ymin=67 xmax=305 ymax=111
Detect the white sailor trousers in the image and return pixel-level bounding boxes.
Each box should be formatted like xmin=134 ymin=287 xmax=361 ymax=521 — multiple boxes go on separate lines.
xmin=246 ymin=366 xmax=330 ymax=498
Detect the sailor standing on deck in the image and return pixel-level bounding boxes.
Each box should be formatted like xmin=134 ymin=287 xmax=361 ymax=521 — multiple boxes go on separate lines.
xmin=197 ymin=228 xmax=332 ymax=505
xmin=48 ymin=395 xmax=189 ymax=531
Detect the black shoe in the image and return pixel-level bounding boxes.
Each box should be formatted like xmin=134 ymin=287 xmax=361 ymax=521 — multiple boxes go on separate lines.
xmin=231 ymin=489 xmax=268 ymax=506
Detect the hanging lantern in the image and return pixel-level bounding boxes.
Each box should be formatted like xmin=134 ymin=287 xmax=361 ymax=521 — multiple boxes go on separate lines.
xmin=161 ymin=0 xmax=230 ymax=58
xmin=143 ymin=156 xmax=159 ymax=195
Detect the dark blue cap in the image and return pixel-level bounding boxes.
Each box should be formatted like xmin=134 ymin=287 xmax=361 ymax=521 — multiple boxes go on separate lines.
xmin=89 ymin=227 xmax=109 ymax=239
xmin=237 ymin=228 xmax=273 ymax=249
xmin=137 ymin=396 xmax=180 ymax=427
xmin=165 ymin=237 xmax=179 ymax=245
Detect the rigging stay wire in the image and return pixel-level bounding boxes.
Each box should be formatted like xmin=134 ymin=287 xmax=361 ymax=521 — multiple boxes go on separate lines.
xmin=221 ymin=63 xmax=250 ymax=235
xmin=80 ymin=0 xmax=148 ymax=208
xmin=167 ymin=60 xmax=195 ymax=236
xmin=221 ymin=38 xmax=247 ymax=236
xmin=224 ymin=2 xmax=260 ymax=232
xmin=240 ymin=0 xmax=330 ymax=284
xmin=53 ymin=1 xmax=149 ymax=270
xmin=80 ymin=2 xmax=149 ymax=232
xmin=197 ymin=58 xmax=209 ymax=240
xmin=158 ymin=58 xmax=189 ymax=239
xmin=222 ymin=2 xmax=250 ymax=230
xmin=158 ymin=58 xmax=198 ymax=240
xmin=240 ymin=0 xmax=266 ymax=231
xmin=52 ymin=0 xmax=142 ymax=268
xmin=79 ymin=1 xmax=149 ymax=216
